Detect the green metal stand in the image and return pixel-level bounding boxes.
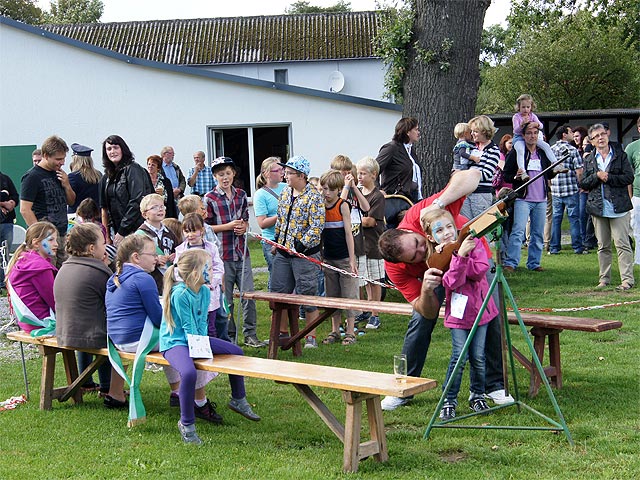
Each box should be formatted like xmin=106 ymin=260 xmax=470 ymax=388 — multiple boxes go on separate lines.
xmin=424 ymin=226 xmax=573 ymax=445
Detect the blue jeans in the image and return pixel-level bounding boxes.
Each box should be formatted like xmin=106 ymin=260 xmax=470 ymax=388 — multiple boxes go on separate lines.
xmin=77 ymin=352 xmax=111 ymax=390
xmin=579 ymin=191 xmax=597 ymax=249
xmin=261 ymin=242 xmax=275 ymax=289
xmin=505 ymin=200 xmax=546 ymax=270
xmin=550 ymin=193 xmax=582 ymax=253
xmin=443 ymin=324 xmax=488 ymax=406
xmin=0 ymin=223 xmax=13 ymax=288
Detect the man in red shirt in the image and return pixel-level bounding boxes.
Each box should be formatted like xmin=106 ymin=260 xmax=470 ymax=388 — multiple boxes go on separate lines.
xmin=378 ymin=169 xmax=513 ymax=410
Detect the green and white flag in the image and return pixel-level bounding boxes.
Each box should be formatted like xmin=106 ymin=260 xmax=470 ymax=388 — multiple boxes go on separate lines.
xmin=107 ymin=317 xmax=159 ymax=427
xmin=7 ymin=283 xmax=56 ymax=337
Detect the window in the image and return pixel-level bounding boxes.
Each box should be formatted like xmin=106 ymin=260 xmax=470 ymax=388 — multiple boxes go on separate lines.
xmin=274 ymin=69 xmax=288 ymax=84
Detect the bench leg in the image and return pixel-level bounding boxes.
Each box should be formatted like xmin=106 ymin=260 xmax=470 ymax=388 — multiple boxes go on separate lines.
xmin=39 ymin=346 xmax=58 ymax=410
xmin=548 ymin=332 xmax=562 ymax=389
xmin=288 ymin=307 xmax=302 ymax=357
xmin=61 ymin=350 xmax=83 ymax=405
xmin=529 ymin=330 xmax=546 ymax=397
xmin=366 ymin=396 xmax=388 ymax=463
xmin=343 ymin=396 xmax=363 ymax=472
xmin=268 ymin=306 xmax=282 ymax=359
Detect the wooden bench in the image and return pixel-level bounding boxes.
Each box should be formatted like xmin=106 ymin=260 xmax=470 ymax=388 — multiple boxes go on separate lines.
xmin=241 ymin=291 xmax=622 ymax=396
xmin=6 ymin=330 xmax=436 ymax=473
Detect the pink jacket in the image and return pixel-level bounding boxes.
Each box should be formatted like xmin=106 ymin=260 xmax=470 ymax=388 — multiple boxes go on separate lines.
xmin=174 ymin=240 xmax=224 ymax=312
xmin=442 ymin=238 xmax=498 ymax=329
xmin=7 ymin=250 xmax=57 ymax=333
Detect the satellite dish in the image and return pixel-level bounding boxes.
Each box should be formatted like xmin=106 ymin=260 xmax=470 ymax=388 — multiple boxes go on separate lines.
xmin=328 ymin=71 xmax=345 ymax=93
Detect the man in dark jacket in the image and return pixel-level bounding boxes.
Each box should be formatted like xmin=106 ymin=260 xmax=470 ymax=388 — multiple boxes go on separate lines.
xmin=0 ymin=170 xmax=19 ymax=289
xmin=579 ymin=124 xmax=634 ymax=290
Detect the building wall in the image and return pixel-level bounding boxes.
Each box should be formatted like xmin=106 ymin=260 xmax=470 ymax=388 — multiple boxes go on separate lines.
xmin=200 ymin=58 xmax=389 ymax=101
xmin=0 ymin=22 xmax=399 ymax=190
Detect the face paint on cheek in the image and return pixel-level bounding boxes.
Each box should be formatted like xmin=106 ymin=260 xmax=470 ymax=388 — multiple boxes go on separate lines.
xmin=203 ymin=265 xmax=211 ymax=284
xmin=41 ymin=236 xmax=54 ymax=256
xmin=431 ymin=221 xmax=445 ymax=245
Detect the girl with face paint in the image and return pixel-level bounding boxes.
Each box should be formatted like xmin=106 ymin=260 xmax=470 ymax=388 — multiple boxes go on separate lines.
xmin=6 ymin=221 xmax=59 ymax=335
xmin=160 ymin=249 xmax=261 ymax=445
xmin=419 ymin=208 xmax=500 ymax=422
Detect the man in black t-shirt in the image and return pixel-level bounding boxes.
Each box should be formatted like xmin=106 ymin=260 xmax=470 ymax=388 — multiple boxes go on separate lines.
xmin=20 ymin=135 xmax=76 ymax=267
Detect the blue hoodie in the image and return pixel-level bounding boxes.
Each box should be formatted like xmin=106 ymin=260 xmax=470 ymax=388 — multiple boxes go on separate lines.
xmin=106 ymin=264 xmax=162 ymax=345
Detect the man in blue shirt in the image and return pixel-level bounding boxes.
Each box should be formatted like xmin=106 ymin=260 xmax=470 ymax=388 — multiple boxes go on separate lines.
xmin=187 ymin=150 xmax=216 ymax=196
xmin=161 ymin=146 xmax=186 ymax=201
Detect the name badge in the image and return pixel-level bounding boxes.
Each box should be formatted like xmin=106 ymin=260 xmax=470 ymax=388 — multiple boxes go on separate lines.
xmin=187 ymin=334 xmax=213 ymax=359
xmin=450 ymin=292 xmax=469 ymax=319
xmin=528 ymin=159 xmax=542 ymax=171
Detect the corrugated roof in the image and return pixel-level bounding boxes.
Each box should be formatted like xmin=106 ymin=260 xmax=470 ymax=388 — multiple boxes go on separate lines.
xmin=41 ymin=11 xmax=382 ymax=66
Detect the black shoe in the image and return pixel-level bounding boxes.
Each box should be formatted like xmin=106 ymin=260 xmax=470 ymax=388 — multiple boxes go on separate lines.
xmin=169 ymin=393 xmax=179 ymax=407
xmin=194 ymin=399 xmax=223 ymax=425
xmin=439 ymin=404 xmax=456 ymax=421
xmin=469 ymin=398 xmax=490 ymax=413
xmin=104 ymin=394 xmax=128 ymax=409
xmin=244 ymin=335 xmax=267 ymax=348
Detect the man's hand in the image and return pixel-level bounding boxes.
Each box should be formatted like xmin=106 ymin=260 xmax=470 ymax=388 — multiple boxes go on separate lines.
xmin=173 ymin=187 xmax=181 ymax=197
xmin=596 ymin=171 xmax=608 ymax=183
xmin=422 ymin=267 xmax=443 ymax=292
xmin=57 ymin=169 xmax=71 ymax=189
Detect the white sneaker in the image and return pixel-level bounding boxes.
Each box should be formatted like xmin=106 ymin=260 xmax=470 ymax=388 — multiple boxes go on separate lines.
xmin=484 ymin=389 xmax=514 ymax=405
xmin=380 ymin=396 xmax=410 ymax=411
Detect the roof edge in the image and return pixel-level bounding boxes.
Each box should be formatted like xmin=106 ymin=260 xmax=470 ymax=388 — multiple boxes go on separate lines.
xmin=0 ymin=15 xmax=401 ymax=112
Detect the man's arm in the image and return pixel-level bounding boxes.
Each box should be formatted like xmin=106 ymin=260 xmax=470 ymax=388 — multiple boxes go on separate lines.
xmin=57 ymin=169 xmax=76 ymax=206
xmin=410 ymin=268 xmax=444 ymax=318
xmin=428 ymin=169 xmax=480 ymax=209
xmin=19 ymin=200 xmax=38 ymax=226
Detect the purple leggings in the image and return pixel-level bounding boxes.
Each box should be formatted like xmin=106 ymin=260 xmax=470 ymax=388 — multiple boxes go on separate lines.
xmin=163 ymin=338 xmax=246 ymax=426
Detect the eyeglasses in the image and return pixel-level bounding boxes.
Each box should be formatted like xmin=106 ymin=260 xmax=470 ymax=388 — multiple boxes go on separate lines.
xmin=270 ymin=168 xmax=284 ymax=173
xmin=284 ymin=170 xmax=301 ymax=177
xmin=139 ymin=252 xmax=159 ymax=258
xmin=145 ymin=204 xmax=166 ymax=212
xmin=590 ymin=132 xmax=607 ymax=140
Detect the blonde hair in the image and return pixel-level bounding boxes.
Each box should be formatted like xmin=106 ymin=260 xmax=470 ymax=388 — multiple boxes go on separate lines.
xmin=468 ymin=115 xmax=497 ymax=140
xmin=331 ymin=154 xmax=356 ymax=177
xmin=6 ymin=221 xmax=57 ymax=274
xmin=420 ymin=208 xmax=456 ymax=259
xmin=319 ymin=169 xmax=345 ymax=190
xmin=256 ymin=156 xmax=281 ymax=189
xmin=140 ymin=193 xmax=164 ymax=213
xmin=515 ymin=94 xmax=536 ymax=112
xmin=162 ymin=249 xmax=211 ymax=333
xmin=356 ymin=156 xmax=379 ymax=177
xmin=66 ymin=223 xmax=102 ymax=257
xmin=453 ymin=122 xmax=470 ymax=139
xmin=178 ymin=195 xmax=202 ymax=216
xmin=112 ymin=235 xmax=154 ymax=287
xmin=70 ymin=155 xmax=102 ymax=184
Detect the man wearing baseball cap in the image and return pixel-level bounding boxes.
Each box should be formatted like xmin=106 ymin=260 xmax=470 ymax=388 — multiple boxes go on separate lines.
xmin=270 ymin=156 xmax=325 ymax=348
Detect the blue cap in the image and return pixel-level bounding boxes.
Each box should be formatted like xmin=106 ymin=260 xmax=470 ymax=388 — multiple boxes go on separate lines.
xmin=70 ymin=143 xmax=93 ymax=156
xmin=211 ymin=156 xmax=236 ymax=173
xmin=279 ymin=155 xmax=310 ymax=176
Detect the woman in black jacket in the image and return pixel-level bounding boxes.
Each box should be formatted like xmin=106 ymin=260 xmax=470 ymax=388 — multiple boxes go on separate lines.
xmin=100 ymin=135 xmax=154 ymax=246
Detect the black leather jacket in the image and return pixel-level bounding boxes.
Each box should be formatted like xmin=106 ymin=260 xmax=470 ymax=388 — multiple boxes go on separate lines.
xmin=100 ymin=161 xmax=154 ymax=236
xmin=579 ymin=145 xmax=633 ymax=216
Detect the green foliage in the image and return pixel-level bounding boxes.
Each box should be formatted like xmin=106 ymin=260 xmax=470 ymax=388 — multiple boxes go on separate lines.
xmin=43 ymin=0 xmax=103 ymax=24
xmin=0 ymin=0 xmax=43 ymax=24
xmin=285 ymin=1 xmax=351 ymax=14
xmin=479 ymin=11 xmax=640 ymax=113
xmin=372 ymin=2 xmax=414 ymax=102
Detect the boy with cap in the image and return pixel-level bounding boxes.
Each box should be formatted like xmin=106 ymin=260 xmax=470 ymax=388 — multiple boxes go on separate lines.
xmin=270 ymin=156 xmax=325 ymax=348
xmin=204 ymin=157 xmax=266 ymax=348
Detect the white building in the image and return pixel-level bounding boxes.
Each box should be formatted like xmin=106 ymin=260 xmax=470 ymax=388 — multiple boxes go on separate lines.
xmin=0 ymin=14 xmax=401 ymax=206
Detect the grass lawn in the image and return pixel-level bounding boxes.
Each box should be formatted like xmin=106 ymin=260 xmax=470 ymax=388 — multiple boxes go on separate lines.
xmin=0 ymin=240 xmax=639 ymax=479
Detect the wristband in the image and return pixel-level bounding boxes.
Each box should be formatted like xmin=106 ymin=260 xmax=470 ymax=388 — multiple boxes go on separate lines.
xmin=433 ymin=198 xmax=445 ymax=209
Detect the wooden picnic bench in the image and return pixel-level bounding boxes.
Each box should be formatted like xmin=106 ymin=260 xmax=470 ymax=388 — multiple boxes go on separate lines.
xmin=6 ymin=330 xmax=436 ymax=473
xmin=241 ymin=291 xmax=622 ymax=396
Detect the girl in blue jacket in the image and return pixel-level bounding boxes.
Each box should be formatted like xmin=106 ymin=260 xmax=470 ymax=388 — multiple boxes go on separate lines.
xmin=160 ymin=249 xmax=260 ymax=445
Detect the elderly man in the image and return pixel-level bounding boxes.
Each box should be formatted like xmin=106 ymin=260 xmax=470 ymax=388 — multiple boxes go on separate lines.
xmin=580 ymin=124 xmax=634 ymax=290
xmin=625 ymin=117 xmax=640 ymax=266
xmin=187 ymin=150 xmax=216 ymax=197
xmin=503 ymin=122 xmax=557 ymax=272
xmin=160 ymin=146 xmax=187 ymax=200
xmin=377 ymin=169 xmax=513 ymax=410
xmin=549 ymin=125 xmax=584 ymax=255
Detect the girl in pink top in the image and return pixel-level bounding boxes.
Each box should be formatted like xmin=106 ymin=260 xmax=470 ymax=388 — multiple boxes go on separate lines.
xmin=420 ymin=209 xmax=499 ymax=421
xmin=512 ymin=94 xmax=558 ymax=181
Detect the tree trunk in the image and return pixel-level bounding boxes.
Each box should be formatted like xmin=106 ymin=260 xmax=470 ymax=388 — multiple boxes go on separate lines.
xmin=404 ymin=0 xmax=490 ymax=195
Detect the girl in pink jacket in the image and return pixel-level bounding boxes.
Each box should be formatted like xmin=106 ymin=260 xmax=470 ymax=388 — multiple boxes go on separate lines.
xmin=421 ymin=209 xmax=498 ymax=422
xmin=6 ymin=221 xmax=58 ymax=336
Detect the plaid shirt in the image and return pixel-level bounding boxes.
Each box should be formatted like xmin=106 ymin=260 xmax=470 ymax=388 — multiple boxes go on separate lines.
xmin=274 ymin=183 xmax=324 ymax=250
xmin=188 ymin=167 xmax=216 ymax=196
xmin=550 ymin=140 xmax=583 ymax=197
xmin=204 ymin=185 xmax=249 ymax=261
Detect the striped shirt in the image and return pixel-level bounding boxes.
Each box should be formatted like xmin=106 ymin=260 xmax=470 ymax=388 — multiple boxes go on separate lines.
xmin=470 ymin=141 xmax=500 ymax=193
